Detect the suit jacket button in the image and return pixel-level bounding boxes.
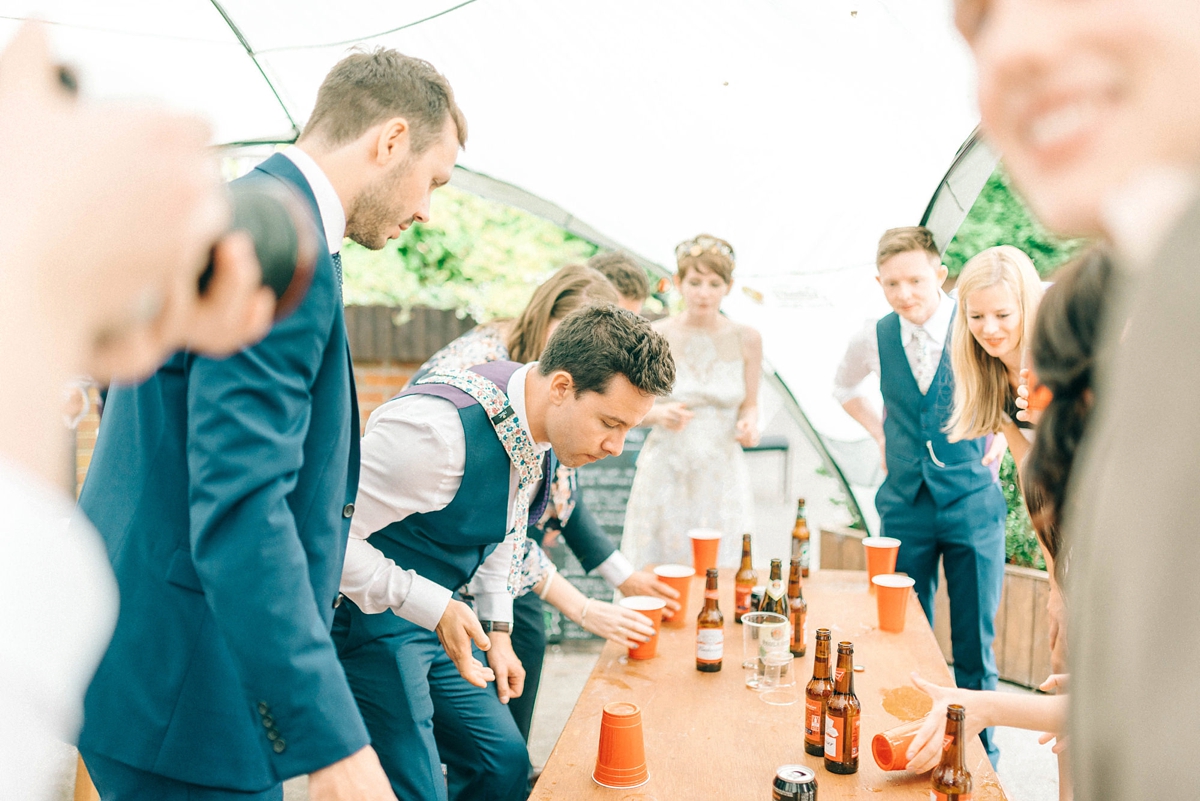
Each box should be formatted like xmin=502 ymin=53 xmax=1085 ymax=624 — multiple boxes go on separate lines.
xmin=333 ymin=593 xmax=343 ymax=609
xmin=342 ymin=503 xmax=355 ymax=518
xmin=267 ymin=729 xmax=279 ymax=741
xmin=273 ymin=739 xmax=287 ymax=754
xmin=262 ymin=715 xmax=275 ymax=729
xmin=257 ymin=701 xmax=269 ymax=715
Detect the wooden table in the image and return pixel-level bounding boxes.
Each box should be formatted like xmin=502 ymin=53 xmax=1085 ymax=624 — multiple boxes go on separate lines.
xmin=532 ymin=570 xmax=1007 ymax=800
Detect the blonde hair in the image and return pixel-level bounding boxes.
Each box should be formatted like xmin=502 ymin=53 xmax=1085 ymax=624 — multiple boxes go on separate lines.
xmin=505 ymin=265 xmax=619 ymax=363
xmin=946 ymin=245 xmax=1044 ymax=441
xmin=876 ymin=226 xmax=939 ymax=268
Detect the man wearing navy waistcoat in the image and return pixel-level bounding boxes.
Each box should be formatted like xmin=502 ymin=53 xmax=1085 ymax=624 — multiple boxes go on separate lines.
xmin=833 ymin=226 xmax=1007 ymax=765
xmin=336 ymin=306 xmax=676 ymax=801
xmin=77 ymin=49 xmax=466 ymax=800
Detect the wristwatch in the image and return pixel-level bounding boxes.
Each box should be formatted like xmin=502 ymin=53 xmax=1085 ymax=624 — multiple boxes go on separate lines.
xmin=479 ymin=620 xmax=512 ymax=634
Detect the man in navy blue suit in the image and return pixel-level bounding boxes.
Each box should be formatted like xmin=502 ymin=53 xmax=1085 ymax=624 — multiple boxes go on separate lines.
xmin=77 ymin=49 xmax=467 ymax=801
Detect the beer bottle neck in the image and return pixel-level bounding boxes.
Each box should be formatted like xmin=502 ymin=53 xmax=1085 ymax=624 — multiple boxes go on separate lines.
xmin=833 ymin=650 xmax=854 ymax=693
xmin=813 ymin=641 xmax=831 ymax=678
xmin=942 ymin=714 xmax=967 ymax=771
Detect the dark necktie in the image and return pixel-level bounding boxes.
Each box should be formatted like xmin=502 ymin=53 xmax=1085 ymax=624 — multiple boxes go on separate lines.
xmin=331 ymin=251 xmax=343 ymax=294
xmin=527 ymin=453 xmax=553 ymax=527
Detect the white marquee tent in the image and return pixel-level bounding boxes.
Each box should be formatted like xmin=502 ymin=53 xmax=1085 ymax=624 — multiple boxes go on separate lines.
xmin=0 ymin=1 xmax=997 ymax=540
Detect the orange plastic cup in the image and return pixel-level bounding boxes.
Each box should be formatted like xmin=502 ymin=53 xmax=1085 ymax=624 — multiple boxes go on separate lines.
xmin=652 ymin=564 xmax=694 ymax=624
xmin=592 ymin=701 xmax=649 ymax=789
xmin=688 ymin=529 xmax=722 ymax=575
xmin=872 ymin=717 xmax=926 ymax=771
xmin=873 ymin=573 xmax=916 ymax=633
xmin=619 ymin=596 xmax=666 ymax=660
xmin=863 ymin=536 xmax=901 ymax=593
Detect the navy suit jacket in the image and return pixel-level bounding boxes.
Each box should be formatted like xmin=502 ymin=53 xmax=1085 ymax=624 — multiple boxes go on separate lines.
xmin=78 ymin=153 xmax=369 ymax=790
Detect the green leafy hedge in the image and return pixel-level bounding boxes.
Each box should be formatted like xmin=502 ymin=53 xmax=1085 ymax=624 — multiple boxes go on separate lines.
xmin=999 ymin=451 xmax=1044 ymax=570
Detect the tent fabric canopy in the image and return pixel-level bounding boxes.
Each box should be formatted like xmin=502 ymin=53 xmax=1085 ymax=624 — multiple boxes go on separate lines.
xmin=1 ymin=1 xmax=985 ymax=524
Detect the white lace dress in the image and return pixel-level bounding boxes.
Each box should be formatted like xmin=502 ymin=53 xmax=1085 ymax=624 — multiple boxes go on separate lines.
xmin=621 ymin=320 xmax=754 ymax=569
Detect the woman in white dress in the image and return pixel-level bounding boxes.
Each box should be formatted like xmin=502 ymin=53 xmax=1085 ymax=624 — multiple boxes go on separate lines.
xmin=622 ymin=234 xmax=762 ymax=569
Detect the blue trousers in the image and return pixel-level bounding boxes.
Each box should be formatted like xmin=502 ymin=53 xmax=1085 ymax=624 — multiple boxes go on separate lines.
xmin=506 ymin=591 xmax=547 ymax=743
xmin=877 ymin=480 xmax=1006 ymax=764
xmin=80 ymin=749 xmax=283 ymax=801
xmin=333 ymin=600 xmax=529 ymax=801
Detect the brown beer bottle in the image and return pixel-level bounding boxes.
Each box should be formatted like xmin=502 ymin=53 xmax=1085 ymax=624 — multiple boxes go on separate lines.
xmin=759 ymin=558 xmax=788 ymax=617
xmin=804 ymin=628 xmax=834 ymax=756
xmin=931 ymin=704 xmax=973 ymax=800
xmin=791 ymin=498 xmax=811 ymax=577
xmin=695 ymin=568 xmax=724 ymax=672
xmin=734 ymin=533 xmax=757 ymax=624
xmin=823 ymin=641 xmax=861 ymax=774
xmin=787 ymin=558 xmax=807 ymax=657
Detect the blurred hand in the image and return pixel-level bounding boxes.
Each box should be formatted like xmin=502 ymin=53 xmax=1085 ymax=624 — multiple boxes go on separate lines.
xmin=905 ymin=673 xmax=984 ymax=774
xmin=308 ymin=745 xmax=397 ymax=801
xmin=659 ymin=402 xmax=694 ymax=432
xmin=982 ymin=431 xmax=1008 ymax=466
xmin=618 ymin=570 xmax=681 ymax=614
xmin=1038 ymin=673 xmax=1069 ymax=694
xmin=579 ymin=599 xmax=656 ymax=650
xmin=735 ymin=407 xmax=760 ymax=448
xmin=434 ymin=600 xmax=495 ymax=688
xmin=1038 ymin=730 xmax=1069 ymax=754
xmin=484 ymin=632 xmax=525 ymax=704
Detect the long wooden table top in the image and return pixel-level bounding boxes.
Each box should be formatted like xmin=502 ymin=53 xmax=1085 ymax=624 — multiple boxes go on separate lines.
xmin=532 ymin=569 xmax=1007 ymax=800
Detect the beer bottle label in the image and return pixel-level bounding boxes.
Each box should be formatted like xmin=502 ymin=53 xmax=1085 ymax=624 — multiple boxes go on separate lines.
xmin=767 ymin=580 xmax=784 ymax=601
xmin=851 ymin=715 xmax=860 ymax=758
xmin=799 ymin=540 xmax=811 ymax=570
xmin=931 ymin=793 xmax=972 ymax=801
xmin=789 ymin=611 xmax=797 ymax=646
xmin=824 ymin=713 xmax=842 ymax=759
xmin=735 ymin=585 xmax=752 ymax=616
xmin=696 ymin=628 xmax=723 ymax=663
xmin=805 ymin=697 xmax=823 ymax=741
xmin=704 ymin=588 xmax=719 ymax=601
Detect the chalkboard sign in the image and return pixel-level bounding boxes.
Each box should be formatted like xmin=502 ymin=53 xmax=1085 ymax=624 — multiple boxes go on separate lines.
xmin=543 ymin=427 xmax=648 ymax=642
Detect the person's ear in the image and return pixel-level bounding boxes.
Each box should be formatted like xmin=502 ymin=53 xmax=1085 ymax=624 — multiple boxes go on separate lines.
xmin=874 ymin=274 xmax=883 ymax=288
xmin=374 ymin=117 xmax=412 ymax=167
xmin=548 ymin=370 xmax=574 ymax=405
xmin=935 ymin=262 xmax=949 ymax=287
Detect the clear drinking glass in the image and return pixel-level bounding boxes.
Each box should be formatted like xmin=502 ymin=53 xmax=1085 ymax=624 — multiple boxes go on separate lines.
xmin=741 ymin=612 xmax=788 ymax=690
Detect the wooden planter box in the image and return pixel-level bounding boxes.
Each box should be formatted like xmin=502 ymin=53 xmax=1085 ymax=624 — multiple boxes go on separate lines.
xmin=819 ymin=526 xmax=1052 ymax=689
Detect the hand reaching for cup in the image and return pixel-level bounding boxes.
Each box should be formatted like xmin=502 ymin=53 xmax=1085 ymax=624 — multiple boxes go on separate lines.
xmin=904 ymin=673 xmax=984 ymax=773
xmin=578 ymin=598 xmax=656 ymax=650
xmin=618 ymin=570 xmax=682 ymax=614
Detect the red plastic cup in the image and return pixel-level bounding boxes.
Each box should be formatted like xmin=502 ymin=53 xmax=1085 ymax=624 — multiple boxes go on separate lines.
xmin=688 ymin=529 xmax=722 ymax=575
xmin=619 ymin=596 xmax=666 ymax=660
xmin=592 ymin=701 xmax=649 ymax=788
xmin=872 ymin=717 xmax=926 ymax=771
xmin=873 ymin=573 xmax=916 ymax=633
xmin=863 ymin=536 xmax=901 ymax=593
xmin=652 ymin=564 xmax=694 ymax=624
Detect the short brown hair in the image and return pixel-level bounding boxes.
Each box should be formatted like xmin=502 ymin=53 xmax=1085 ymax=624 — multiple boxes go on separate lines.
xmin=675 ymin=234 xmax=735 ymax=284
xmin=586 ymin=251 xmax=650 ymax=302
xmin=876 ymin=226 xmax=940 ymax=268
xmin=539 ymin=305 xmax=675 ymax=397
xmin=506 ymin=265 xmax=618 ymax=363
xmin=301 ymin=48 xmax=467 ymax=152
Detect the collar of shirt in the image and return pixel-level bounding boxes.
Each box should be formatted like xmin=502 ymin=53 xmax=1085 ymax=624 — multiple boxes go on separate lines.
xmin=1102 ymin=166 xmax=1199 ymax=274
xmin=898 ymin=291 xmax=954 ymax=349
xmin=506 ymin=362 xmax=552 ymax=455
xmin=281 ymin=146 xmax=346 ymax=255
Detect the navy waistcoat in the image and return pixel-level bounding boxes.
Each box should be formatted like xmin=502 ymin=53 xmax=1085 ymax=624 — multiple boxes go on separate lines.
xmin=877 ymin=311 xmax=996 ymax=507
xmin=366 ymin=361 xmax=548 ymax=590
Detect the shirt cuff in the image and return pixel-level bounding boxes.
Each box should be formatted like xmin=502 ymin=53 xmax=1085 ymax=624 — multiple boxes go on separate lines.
xmin=472 ymin=592 xmax=514 ymax=625
xmin=596 ymin=551 xmax=635 ymax=589
xmin=392 ymin=574 xmax=454 ymax=632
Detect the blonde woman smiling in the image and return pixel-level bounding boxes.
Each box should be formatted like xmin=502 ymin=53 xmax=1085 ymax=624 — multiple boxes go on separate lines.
xmin=946 ymin=245 xmax=1044 ymax=469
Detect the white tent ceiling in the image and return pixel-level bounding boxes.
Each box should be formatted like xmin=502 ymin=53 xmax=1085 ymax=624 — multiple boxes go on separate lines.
xmin=1 ymin=0 xmax=982 ymax=444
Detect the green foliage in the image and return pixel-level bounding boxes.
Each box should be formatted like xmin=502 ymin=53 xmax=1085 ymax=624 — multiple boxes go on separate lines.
xmin=340 ymin=185 xmax=598 ymax=320
xmin=1000 ymin=450 xmax=1045 ymax=570
xmin=943 ymin=168 xmax=1090 ymax=278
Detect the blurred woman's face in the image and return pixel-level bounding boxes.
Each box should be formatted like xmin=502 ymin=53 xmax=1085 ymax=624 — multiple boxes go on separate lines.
xmin=966 ymin=281 xmax=1023 ymax=361
xmin=677 ymin=264 xmax=730 ymax=315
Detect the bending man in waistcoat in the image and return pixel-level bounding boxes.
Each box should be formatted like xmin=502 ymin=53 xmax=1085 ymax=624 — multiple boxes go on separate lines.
xmin=77 ymin=50 xmax=466 ymax=801
xmin=335 ymin=305 xmax=676 ymax=801
xmin=833 ymin=226 xmax=1007 ymax=765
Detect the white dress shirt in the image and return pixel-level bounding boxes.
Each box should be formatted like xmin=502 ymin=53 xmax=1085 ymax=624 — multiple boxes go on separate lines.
xmin=281 ymin=146 xmax=346 ymax=254
xmin=0 ymin=458 xmax=117 ymax=801
xmin=832 ymin=291 xmax=955 ymax=404
xmin=341 ymin=362 xmax=552 ymax=629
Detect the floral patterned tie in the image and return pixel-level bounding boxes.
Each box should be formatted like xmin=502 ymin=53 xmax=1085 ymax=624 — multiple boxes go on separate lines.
xmin=415 ymin=369 xmax=545 ymax=596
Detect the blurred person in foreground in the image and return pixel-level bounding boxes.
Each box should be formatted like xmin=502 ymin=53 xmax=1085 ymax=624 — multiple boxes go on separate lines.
xmin=400 ymin=263 xmax=678 ymax=744
xmin=0 ymin=23 xmax=274 ymax=801
xmin=337 ymin=306 xmax=674 ymax=800
xmin=77 ymin=47 xmax=467 ymax=801
xmin=586 ymin=250 xmax=652 ymax=313
xmin=953 ymin=0 xmax=1200 ymax=797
